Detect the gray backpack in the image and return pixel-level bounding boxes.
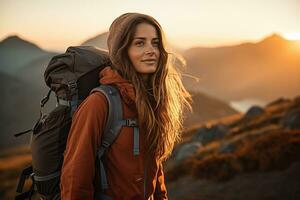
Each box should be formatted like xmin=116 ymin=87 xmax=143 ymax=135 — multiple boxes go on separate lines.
xmin=15 ymin=46 xmax=139 ymax=200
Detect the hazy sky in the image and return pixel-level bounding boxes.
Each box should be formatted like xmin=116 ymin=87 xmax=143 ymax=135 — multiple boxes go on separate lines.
xmin=1 ymin=0 xmax=299 ymax=51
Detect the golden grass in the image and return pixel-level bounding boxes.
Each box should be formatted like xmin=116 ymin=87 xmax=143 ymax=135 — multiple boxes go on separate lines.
xmin=0 ymin=145 xmax=32 ymax=200
xmin=0 ymin=154 xmax=32 ymax=171
xmin=166 ymin=130 xmax=300 ymax=182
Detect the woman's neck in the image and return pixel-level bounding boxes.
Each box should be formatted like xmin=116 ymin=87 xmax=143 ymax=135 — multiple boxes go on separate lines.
xmin=139 ymin=73 xmax=152 ymax=88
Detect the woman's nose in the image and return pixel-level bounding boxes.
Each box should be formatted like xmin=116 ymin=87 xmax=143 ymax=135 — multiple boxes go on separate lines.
xmin=145 ymin=44 xmax=155 ymax=55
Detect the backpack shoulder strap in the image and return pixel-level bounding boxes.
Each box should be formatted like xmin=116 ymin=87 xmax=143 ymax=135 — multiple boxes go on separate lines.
xmin=90 ymin=85 xmax=123 ymax=190
xmin=90 ymin=85 xmax=123 ymax=148
xmin=90 ymin=84 xmax=139 ymax=191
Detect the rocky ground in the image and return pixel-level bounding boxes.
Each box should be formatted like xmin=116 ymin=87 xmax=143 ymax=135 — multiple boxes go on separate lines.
xmin=165 ymin=96 xmax=300 ymax=200
xmin=1 ymin=96 xmax=300 ymax=199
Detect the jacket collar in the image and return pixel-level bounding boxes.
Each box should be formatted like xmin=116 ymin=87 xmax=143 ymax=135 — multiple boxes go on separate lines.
xmin=99 ymin=66 xmax=136 ymax=106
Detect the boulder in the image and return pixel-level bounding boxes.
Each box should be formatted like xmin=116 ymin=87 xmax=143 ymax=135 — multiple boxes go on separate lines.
xmin=281 ymin=108 xmax=300 ymax=130
xmin=218 ymin=141 xmax=236 ymax=153
xmin=193 ymin=124 xmax=229 ymax=145
xmin=244 ymin=105 xmax=265 ymax=118
xmin=175 ymin=141 xmax=202 ymax=162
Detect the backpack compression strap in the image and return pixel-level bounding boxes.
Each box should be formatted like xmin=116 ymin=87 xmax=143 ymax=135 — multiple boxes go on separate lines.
xmin=90 ymin=85 xmax=139 ymax=191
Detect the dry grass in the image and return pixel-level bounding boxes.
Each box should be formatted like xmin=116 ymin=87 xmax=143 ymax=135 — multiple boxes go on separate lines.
xmin=0 ymin=154 xmax=32 ymax=171
xmin=0 ymin=145 xmax=33 ymax=200
xmin=238 ymin=130 xmax=300 ymax=172
xmin=166 ymin=130 xmax=300 ymax=182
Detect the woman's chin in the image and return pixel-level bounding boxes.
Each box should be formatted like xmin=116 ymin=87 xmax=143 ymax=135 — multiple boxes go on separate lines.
xmin=139 ymin=67 xmax=157 ymax=74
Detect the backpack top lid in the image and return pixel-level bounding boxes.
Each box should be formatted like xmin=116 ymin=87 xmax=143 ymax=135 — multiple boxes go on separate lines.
xmin=44 ymin=46 xmax=111 ymax=100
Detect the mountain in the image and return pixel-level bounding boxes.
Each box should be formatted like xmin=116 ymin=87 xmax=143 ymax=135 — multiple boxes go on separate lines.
xmin=0 ymin=72 xmax=41 ymax=148
xmin=16 ymin=52 xmax=58 ymax=88
xmin=0 ymin=36 xmax=236 ymax=149
xmin=0 ymin=35 xmax=51 ymax=74
xmin=82 ymin=32 xmax=300 ymax=104
xmin=0 ymin=52 xmax=59 ymax=149
xmin=166 ymin=95 xmax=300 ymax=200
xmin=0 ymin=36 xmax=58 ymax=149
xmin=0 ymin=70 xmax=58 ymax=150
xmin=182 ymin=33 xmax=300 ymax=103
xmin=81 ymin=32 xmax=108 ymax=49
xmin=184 ymin=91 xmax=238 ymax=127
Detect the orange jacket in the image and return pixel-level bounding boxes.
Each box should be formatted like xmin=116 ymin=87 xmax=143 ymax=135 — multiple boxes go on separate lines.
xmin=60 ymin=67 xmax=168 ymax=200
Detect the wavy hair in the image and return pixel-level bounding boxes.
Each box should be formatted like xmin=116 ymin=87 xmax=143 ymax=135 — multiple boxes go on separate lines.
xmin=108 ymin=14 xmax=192 ymax=161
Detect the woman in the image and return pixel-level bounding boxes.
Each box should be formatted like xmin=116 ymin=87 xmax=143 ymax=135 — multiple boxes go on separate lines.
xmin=61 ymin=12 xmax=191 ymax=200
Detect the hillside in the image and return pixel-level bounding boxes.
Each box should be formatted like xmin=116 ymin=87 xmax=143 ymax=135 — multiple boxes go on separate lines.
xmin=81 ymin=32 xmax=300 ymax=104
xmin=0 ymin=72 xmax=42 ymax=149
xmin=166 ymin=95 xmax=300 ymax=200
xmin=0 ymin=36 xmax=60 ymax=149
xmin=16 ymin=52 xmax=58 ymax=88
xmin=80 ymin=32 xmax=108 ymax=49
xmin=1 ymin=95 xmax=299 ymax=199
xmin=184 ymin=91 xmax=238 ymax=127
xmin=183 ymin=34 xmax=300 ymax=102
xmin=0 ymin=35 xmax=51 ymax=74
xmin=0 ymin=145 xmax=32 ymax=200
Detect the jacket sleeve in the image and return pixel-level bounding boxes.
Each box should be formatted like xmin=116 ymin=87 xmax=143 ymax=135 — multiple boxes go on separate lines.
xmin=154 ymin=162 xmax=168 ymax=200
xmin=60 ymin=92 xmax=108 ymax=200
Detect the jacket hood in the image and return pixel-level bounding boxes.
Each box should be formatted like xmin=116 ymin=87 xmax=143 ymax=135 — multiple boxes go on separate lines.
xmin=99 ymin=66 xmax=136 ymax=106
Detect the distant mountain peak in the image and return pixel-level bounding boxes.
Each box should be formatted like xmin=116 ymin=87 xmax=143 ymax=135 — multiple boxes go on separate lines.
xmin=0 ymin=35 xmax=43 ymax=51
xmin=2 ymin=35 xmax=22 ymax=41
xmin=0 ymin=35 xmax=50 ymax=74
xmin=81 ymin=32 xmax=108 ymax=49
xmin=1 ymin=35 xmax=28 ymax=43
xmin=259 ymin=33 xmax=286 ymax=45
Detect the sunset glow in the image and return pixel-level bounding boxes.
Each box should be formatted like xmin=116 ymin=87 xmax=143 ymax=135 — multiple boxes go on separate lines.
xmin=283 ymin=33 xmax=300 ymax=41
xmin=1 ymin=0 xmax=300 ymax=51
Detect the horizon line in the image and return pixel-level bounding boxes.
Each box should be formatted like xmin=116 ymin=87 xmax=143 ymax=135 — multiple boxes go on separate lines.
xmin=0 ymin=31 xmax=299 ymax=53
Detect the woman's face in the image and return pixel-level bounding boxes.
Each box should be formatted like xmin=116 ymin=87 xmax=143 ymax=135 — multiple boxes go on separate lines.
xmin=128 ymin=23 xmax=160 ymax=80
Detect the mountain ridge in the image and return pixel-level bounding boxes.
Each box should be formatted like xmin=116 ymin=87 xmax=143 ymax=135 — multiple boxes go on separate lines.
xmin=0 ymin=35 xmax=54 ymax=74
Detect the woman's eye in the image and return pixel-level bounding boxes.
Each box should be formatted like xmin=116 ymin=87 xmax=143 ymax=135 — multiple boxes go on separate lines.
xmin=135 ymin=41 xmax=144 ymax=46
xmin=152 ymin=41 xmax=159 ymax=47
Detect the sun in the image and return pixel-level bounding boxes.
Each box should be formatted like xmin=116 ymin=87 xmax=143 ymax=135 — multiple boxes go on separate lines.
xmin=283 ymin=32 xmax=300 ymax=41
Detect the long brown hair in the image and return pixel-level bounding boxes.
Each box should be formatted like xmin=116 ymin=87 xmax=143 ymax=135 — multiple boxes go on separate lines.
xmin=107 ymin=13 xmax=192 ymax=161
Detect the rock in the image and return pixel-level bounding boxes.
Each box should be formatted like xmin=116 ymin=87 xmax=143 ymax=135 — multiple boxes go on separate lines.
xmin=231 ymin=106 xmax=265 ymax=128
xmin=218 ymin=141 xmax=236 ymax=153
xmin=281 ymin=108 xmax=300 ymax=130
xmin=193 ymin=124 xmax=229 ymax=145
xmin=175 ymin=141 xmax=202 ymax=162
xmin=244 ymin=106 xmax=265 ymax=118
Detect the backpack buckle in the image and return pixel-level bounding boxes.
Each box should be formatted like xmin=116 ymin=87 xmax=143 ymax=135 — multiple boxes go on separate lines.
xmin=68 ymin=80 xmax=77 ymax=93
xmin=125 ymin=119 xmax=137 ymax=127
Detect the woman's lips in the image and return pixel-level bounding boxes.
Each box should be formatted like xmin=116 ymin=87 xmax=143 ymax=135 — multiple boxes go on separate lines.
xmin=141 ymin=59 xmax=157 ymax=64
